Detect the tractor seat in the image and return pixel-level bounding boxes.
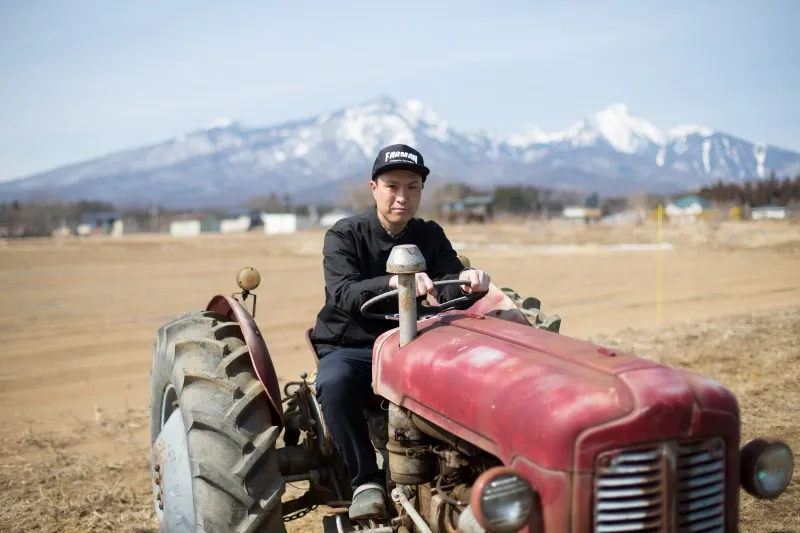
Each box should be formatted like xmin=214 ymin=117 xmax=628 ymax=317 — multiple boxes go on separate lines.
xmin=304 ymin=327 xmax=385 ymax=409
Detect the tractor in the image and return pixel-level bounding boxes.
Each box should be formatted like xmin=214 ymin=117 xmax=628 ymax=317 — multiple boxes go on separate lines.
xmin=149 ymin=244 xmax=794 ymax=533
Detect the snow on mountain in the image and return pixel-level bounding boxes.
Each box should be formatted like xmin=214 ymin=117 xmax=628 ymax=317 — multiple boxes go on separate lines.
xmin=509 ymin=103 xmax=665 ymax=153
xmin=1 ymin=96 xmax=798 ymax=208
xmin=668 ymin=124 xmax=713 ymax=138
xmin=505 ymin=103 xmax=800 ymax=189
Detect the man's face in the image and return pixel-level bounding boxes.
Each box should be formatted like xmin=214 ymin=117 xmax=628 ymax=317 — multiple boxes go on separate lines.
xmin=370 ymin=170 xmax=424 ymax=230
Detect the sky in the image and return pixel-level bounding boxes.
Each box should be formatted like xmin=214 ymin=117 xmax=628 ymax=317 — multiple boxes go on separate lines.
xmin=0 ymin=0 xmax=798 ymax=182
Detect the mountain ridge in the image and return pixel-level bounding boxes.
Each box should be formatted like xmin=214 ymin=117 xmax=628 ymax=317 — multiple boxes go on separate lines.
xmin=2 ymin=96 xmax=798 ymax=208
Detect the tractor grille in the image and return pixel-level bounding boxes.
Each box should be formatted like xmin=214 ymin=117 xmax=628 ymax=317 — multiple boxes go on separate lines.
xmin=593 ymin=437 xmax=726 ymax=532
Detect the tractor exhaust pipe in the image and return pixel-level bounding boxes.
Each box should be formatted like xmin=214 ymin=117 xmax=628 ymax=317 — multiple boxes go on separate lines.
xmin=386 ymin=244 xmax=426 ymax=347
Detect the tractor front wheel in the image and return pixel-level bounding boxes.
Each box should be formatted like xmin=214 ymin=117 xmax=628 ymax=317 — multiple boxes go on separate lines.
xmin=149 ymin=310 xmax=287 ymax=533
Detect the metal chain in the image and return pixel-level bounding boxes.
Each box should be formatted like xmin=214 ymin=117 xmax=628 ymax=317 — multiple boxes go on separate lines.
xmin=283 ymin=505 xmax=318 ymax=522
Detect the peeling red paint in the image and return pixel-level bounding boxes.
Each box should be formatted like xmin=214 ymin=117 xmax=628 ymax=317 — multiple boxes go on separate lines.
xmin=373 ymin=314 xmax=637 ymax=472
xmin=372 ymin=290 xmax=743 ymax=531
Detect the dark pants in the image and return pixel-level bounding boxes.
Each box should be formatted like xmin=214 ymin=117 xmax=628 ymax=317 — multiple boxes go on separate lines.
xmin=315 ymin=347 xmax=384 ymax=490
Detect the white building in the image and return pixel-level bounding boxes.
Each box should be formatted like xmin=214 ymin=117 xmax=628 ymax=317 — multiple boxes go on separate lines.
xmin=220 ymin=215 xmax=252 ymax=234
xmin=751 ymin=204 xmax=790 ymax=220
xmin=562 ymin=206 xmax=602 ymax=223
xmin=169 ymin=219 xmax=202 ymax=237
xmin=109 ymin=219 xmax=125 ymax=237
xmin=319 ymin=210 xmax=354 ymax=228
xmin=260 ymin=213 xmax=313 ymax=234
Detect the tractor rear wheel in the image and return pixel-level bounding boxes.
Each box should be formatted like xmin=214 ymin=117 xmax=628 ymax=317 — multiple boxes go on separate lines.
xmin=149 ymin=310 xmax=287 ymax=533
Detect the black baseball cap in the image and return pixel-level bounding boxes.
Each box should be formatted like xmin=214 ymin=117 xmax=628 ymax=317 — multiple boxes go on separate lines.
xmin=371 ymin=143 xmax=430 ymax=182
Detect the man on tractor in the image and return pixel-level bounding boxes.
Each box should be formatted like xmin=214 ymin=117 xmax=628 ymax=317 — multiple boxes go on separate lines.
xmin=309 ymin=143 xmax=491 ymax=521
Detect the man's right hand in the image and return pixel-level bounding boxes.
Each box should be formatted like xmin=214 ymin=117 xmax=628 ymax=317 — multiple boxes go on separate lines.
xmin=389 ymin=273 xmax=437 ymax=298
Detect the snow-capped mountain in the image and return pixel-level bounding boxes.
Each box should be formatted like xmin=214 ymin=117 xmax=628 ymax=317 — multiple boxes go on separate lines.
xmin=2 ymin=96 xmax=798 ymax=208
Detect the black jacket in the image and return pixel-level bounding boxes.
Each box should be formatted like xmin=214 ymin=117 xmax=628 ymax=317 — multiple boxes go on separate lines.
xmin=310 ymin=207 xmax=469 ymax=356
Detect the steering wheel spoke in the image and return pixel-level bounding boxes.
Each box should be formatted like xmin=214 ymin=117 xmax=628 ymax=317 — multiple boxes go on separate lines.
xmin=360 ymin=279 xmax=487 ymax=321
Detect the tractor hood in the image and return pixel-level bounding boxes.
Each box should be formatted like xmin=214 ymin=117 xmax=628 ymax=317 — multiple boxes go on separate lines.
xmin=372 ymin=313 xmax=739 ymax=473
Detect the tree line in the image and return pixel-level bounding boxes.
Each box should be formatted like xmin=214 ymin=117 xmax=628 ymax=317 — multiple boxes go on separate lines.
xmin=0 ymin=199 xmax=120 ymax=237
xmin=694 ymin=173 xmax=800 ymax=206
xmin=3 ymin=172 xmax=798 ymax=237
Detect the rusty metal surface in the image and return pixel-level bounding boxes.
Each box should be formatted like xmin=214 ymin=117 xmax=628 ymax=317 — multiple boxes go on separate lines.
xmin=396 ymin=274 xmax=418 ymax=346
xmin=206 ymin=294 xmax=285 ymax=429
xmin=575 ymin=367 xmax=740 ymax=469
xmin=387 ymin=403 xmax=433 ymax=485
xmin=370 ymin=311 xmax=742 ymax=532
xmin=372 ymin=314 xmax=639 ymax=471
xmin=593 ymin=443 xmax=668 ymax=532
xmin=391 ymin=486 xmax=434 ymax=533
xmin=591 ymin=437 xmax=728 ymax=533
xmin=576 ymin=367 xmax=740 ymax=530
xmin=462 ymin=283 xmax=531 ymax=326
xmin=677 ymin=371 xmax=740 ymax=418
xmin=386 ymin=244 xmax=426 ymax=346
xmin=386 ymin=244 xmax=427 ymax=274
xmin=507 ymin=456 xmax=569 ymax=532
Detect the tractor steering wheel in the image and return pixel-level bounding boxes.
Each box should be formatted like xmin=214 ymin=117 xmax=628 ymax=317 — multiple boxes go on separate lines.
xmin=360 ymin=279 xmax=488 ymax=321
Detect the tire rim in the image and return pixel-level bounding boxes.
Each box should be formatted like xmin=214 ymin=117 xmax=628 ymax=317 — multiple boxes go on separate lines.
xmin=160 ymin=383 xmax=177 ymax=430
xmin=153 ymin=382 xmax=196 ymax=529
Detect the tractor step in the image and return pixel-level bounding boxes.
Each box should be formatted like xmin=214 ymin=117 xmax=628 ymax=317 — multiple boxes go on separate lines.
xmin=322 ymin=513 xmax=394 ymax=533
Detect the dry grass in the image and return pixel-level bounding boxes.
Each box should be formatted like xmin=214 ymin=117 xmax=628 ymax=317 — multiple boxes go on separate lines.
xmin=0 ymin=409 xmax=157 ymax=533
xmin=2 ymin=220 xmax=798 ymax=531
xmin=1 ymin=307 xmax=797 ymax=532
xmin=591 ymin=305 xmax=800 ymax=533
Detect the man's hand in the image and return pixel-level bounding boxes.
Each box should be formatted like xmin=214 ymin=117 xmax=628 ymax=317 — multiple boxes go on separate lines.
xmin=389 ymin=273 xmax=438 ymax=298
xmin=459 ymin=269 xmax=491 ymax=294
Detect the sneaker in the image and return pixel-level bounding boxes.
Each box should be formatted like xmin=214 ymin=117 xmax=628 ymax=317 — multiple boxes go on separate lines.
xmin=348 ymin=482 xmax=388 ymax=521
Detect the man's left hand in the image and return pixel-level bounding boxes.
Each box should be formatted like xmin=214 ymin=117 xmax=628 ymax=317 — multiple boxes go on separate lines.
xmin=459 ymin=269 xmax=491 ymax=294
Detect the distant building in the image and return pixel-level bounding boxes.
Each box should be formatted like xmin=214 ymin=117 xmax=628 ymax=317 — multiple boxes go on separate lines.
xmin=319 ymin=209 xmax=354 ymax=228
xmin=220 ymin=208 xmax=254 ymax=234
xmin=562 ymin=206 xmax=602 ymax=223
xmin=440 ymin=195 xmax=494 ymax=224
xmin=169 ymin=220 xmax=201 ymax=237
xmin=79 ymin=211 xmax=123 ymax=236
xmin=665 ymin=195 xmax=711 ymax=223
xmin=751 ymin=204 xmax=790 ymax=220
xmin=260 ymin=212 xmax=313 ymax=234
xmin=169 ymin=214 xmax=221 ymax=236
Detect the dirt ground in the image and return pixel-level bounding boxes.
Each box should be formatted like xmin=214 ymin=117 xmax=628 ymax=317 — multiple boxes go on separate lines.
xmin=0 ymin=218 xmax=798 ymax=532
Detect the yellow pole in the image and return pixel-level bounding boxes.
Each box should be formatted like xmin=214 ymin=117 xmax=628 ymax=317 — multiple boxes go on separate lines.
xmin=657 ymin=203 xmax=663 ymax=324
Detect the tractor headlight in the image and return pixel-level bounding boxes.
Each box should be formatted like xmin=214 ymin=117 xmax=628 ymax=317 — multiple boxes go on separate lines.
xmin=471 ymin=467 xmax=535 ymax=532
xmin=741 ymin=438 xmax=794 ymax=499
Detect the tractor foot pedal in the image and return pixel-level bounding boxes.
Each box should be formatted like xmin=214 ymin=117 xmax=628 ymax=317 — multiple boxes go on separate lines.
xmin=322 ymin=512 xmax=393 ymax=532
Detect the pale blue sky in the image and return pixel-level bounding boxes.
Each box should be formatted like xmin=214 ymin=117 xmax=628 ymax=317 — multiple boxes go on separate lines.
xmin=0 ymin=0 xmax=797 ymax=181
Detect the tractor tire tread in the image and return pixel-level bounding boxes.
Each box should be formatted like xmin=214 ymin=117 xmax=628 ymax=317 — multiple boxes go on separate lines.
xmin=151 ymin=309 xmax=286 ymax=533
xmin=194 ymin=462 xmax=256 ymax=509
xmin=217 ymin=345 xmax=253 ymax=377
xmin=226 ymin=381 xmax=268 ymax=426
xmin=233 ymin=425 xmax=280 ymax=478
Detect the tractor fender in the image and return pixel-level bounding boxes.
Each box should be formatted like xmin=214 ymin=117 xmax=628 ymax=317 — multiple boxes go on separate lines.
xmin=465 ymin=283 xmax=530 ymax=326
xmin=206 ymin=294 xmax=284 ymax=430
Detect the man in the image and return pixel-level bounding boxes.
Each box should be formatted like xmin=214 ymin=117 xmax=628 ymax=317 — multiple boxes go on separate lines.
xmin=309 ymin=143 xmax=491 ymax=521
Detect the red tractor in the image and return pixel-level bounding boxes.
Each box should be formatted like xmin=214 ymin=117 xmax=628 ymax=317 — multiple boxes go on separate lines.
xmin=149 ymin=244 xmax=793 ymax=533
